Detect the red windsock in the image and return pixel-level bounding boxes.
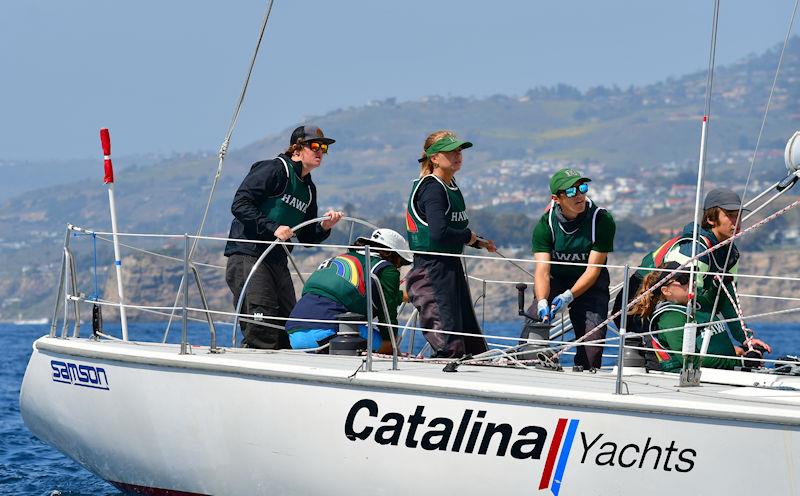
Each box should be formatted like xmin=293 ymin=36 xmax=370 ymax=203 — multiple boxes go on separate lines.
xmin=100 ymin=128 xmax=114 ymax=184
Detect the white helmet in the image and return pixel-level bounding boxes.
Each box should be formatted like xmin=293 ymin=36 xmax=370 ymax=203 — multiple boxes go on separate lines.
xmin=356 ymin=228 xmax=413 ymax=264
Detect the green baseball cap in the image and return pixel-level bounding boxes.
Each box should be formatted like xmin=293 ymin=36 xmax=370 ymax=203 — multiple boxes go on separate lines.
xmin=549 ymin=168 xmax=591 ymax=194
xmin=424 ymin=135 xmax=473 ymax=158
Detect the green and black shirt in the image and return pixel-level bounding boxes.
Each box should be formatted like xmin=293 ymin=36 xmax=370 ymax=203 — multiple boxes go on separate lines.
xmin=531 ymin=199 xmax=615 ymax=284
xmin=406 ymin=174 xmax=471 ymax=255
xmin=634 ymin=222 xmax=746 ymax=341
xmin=225 ymin=154 xmax=330 ymax=261
xmin=649 ymin=302 xmax=742 ymax=371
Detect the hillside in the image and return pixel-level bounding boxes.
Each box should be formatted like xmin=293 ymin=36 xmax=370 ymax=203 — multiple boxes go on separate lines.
xmin=3 ymin=38 xmax=800 ymax=320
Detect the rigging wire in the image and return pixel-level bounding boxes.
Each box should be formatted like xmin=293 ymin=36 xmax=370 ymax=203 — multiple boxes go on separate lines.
xmin=706 ymin=0 xmax=800 ymax=343
xmin=164 ymin=0 xmax=276 ymax=342
xmin=687 ymin=0 xmax=721 ymax=325
xmin=197 ymin=0 xmax=276 ymax=251
xmin=91 ymin=232 xmax=99 ymax=301
xmin=702 ymin=0 xmax=720 ymax=119
xmin=558 ymin=196 xmax=800 ymax=362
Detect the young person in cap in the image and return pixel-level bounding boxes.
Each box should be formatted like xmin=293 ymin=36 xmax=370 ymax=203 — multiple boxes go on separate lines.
xmin=630 ymin=261 xmax=772 ymax=371
xmin=531 ymin=168 xmax=615 ymax=370
xmin=224 ymin=125 xmax=344 ymax=349
xmin=285 ymin=228 xmax=412 ymax=352
xmin=405 ymin=130 xmax=495 ymax=358
xmin=613 ymin=188 xmax=769 ymax=361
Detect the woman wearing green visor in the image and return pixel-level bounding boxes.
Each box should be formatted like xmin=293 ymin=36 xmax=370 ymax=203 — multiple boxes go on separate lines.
xmin=405 ymin=130 xmax=495 ymax=358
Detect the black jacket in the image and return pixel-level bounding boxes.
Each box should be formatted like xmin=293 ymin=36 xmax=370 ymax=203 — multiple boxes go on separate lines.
xmin=224 ymin=154 xmax=331 ymax=262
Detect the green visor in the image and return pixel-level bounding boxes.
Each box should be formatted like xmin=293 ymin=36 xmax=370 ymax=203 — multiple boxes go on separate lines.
xmin=424 ymin=135 xmax=473 ymax=158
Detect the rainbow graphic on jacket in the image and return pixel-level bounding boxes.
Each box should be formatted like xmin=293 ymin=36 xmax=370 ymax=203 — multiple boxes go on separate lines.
xmin=538 ymin=418 xmax=580 ymax=496
xmin=330 ymin=255 xmax=366 ymax=295
xmin=652 ymin=234 xmax=711 ymax=268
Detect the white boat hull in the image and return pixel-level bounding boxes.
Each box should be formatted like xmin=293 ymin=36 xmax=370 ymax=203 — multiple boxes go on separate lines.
xmin=20 ymin=337 xmax=800 ymax=495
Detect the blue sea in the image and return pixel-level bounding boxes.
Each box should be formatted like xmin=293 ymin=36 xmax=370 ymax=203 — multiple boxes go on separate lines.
xmin=2 ymin=321 xmax=798 ymax=495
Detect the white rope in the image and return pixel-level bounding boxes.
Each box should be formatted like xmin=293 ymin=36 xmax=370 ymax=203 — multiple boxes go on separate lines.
xmin=73 ymin=290 xmax=800 ymax=368
xmin=88 ymin=233 xmax=224 ymax=270
xmin=68 ymin=224 xmax=800 ymax=282
xmin=64 ymin=213 xmax=800 ymax=367
xmin=739 ymin=293 xmax=800 ymax=302
xmin=195 ymin=0 xmax=275 ymax=249
xmin=715 ymin=274 xmax=750 ymax=340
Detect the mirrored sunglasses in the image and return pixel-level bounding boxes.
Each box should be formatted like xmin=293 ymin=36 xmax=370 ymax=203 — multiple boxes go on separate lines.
xmin=562 ymin=183 xmax=589 ymax=198
xmin=306 ymin=142 xmax=328 ymax=154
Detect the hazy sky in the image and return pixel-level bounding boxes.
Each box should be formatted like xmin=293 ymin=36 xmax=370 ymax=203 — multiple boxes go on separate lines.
xmin=2 ymin=0 xmax=797 ymax=161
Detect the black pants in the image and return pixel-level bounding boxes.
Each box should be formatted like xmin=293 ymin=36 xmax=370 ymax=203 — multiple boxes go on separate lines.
xmin=532 ymin=279 xmax=609 ymax=369
xmin=407 ymin=256 xmax=487 ymax=358
xmin=225 ymin=253 xmax=294 ymax=349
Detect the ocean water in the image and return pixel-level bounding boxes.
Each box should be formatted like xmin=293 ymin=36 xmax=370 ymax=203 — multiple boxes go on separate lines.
xmin=2 ymin=321 xmax=798 ymax=495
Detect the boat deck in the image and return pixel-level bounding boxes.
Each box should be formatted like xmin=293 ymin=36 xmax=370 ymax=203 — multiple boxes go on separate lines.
xmin=35 ymin=336 xmax=800 ymax=426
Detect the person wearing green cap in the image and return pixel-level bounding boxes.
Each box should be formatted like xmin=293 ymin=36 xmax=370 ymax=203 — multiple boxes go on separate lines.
xmin=530 ymin=168 xmax=616 ymax=369
xmin=405 ymin=130 xmax=495 ymax=358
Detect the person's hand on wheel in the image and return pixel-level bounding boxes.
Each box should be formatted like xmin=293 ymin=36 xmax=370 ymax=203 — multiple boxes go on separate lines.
xmin=320 ymin=209 xmax=344 ymax=230
xmin=274 ymin=225 xmax=294 ymax=241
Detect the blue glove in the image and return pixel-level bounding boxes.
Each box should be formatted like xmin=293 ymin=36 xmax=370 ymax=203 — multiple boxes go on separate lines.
xmin=537 ymin=299 xmax=549 ymax=322
xmin=550 ymin=290 xmax=574 ymax=318
xmin=358 ymin=325 xmax=383 ymax=352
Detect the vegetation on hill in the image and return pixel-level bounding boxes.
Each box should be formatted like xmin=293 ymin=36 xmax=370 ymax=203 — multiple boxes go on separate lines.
xmin=3 ymin=38 xmax=800 ymax=319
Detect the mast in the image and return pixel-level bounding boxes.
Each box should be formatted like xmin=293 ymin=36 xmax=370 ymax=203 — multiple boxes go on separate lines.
xmin=680 ymin=0 xmax=720 ymax=387
xmin=100 ymin=128 xmax=129 ymax=341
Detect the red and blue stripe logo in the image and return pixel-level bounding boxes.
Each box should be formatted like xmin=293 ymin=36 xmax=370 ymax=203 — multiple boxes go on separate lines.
xmin=538 ymin=418 xmax=579 ymax=496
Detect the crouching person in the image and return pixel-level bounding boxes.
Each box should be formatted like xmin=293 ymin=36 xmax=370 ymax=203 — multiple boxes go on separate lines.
xmin=285 ymin=229 xmax=412 ymax=352
xmin=630 ymin=261 xmax=772 ymax=371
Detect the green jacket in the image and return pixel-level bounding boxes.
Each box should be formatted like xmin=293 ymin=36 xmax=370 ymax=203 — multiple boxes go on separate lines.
xmin=531 ymin=199 xmax=615 ymax=282
xmin=406 ymin=174 xmax=469 ymax=254
xmin=636 ymin=223 xmax=746 ymax=343
xmin=649 ymin=302 xmax=741 ymax=371
xmin=302 ymin=249 xmax=402 ymax=337
xmin=258 ymin=156 xmax=312 ymax=229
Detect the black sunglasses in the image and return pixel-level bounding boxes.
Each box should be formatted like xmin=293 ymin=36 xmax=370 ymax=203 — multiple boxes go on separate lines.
xmin=667 ymin=272 xmax=690 ymax=286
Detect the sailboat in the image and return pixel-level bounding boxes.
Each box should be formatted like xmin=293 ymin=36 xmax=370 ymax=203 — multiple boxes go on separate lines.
xmin=12 ymin=316 xmax=49 ymax=325
xmin=19 ymin=1 xmax=800 ymax=495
